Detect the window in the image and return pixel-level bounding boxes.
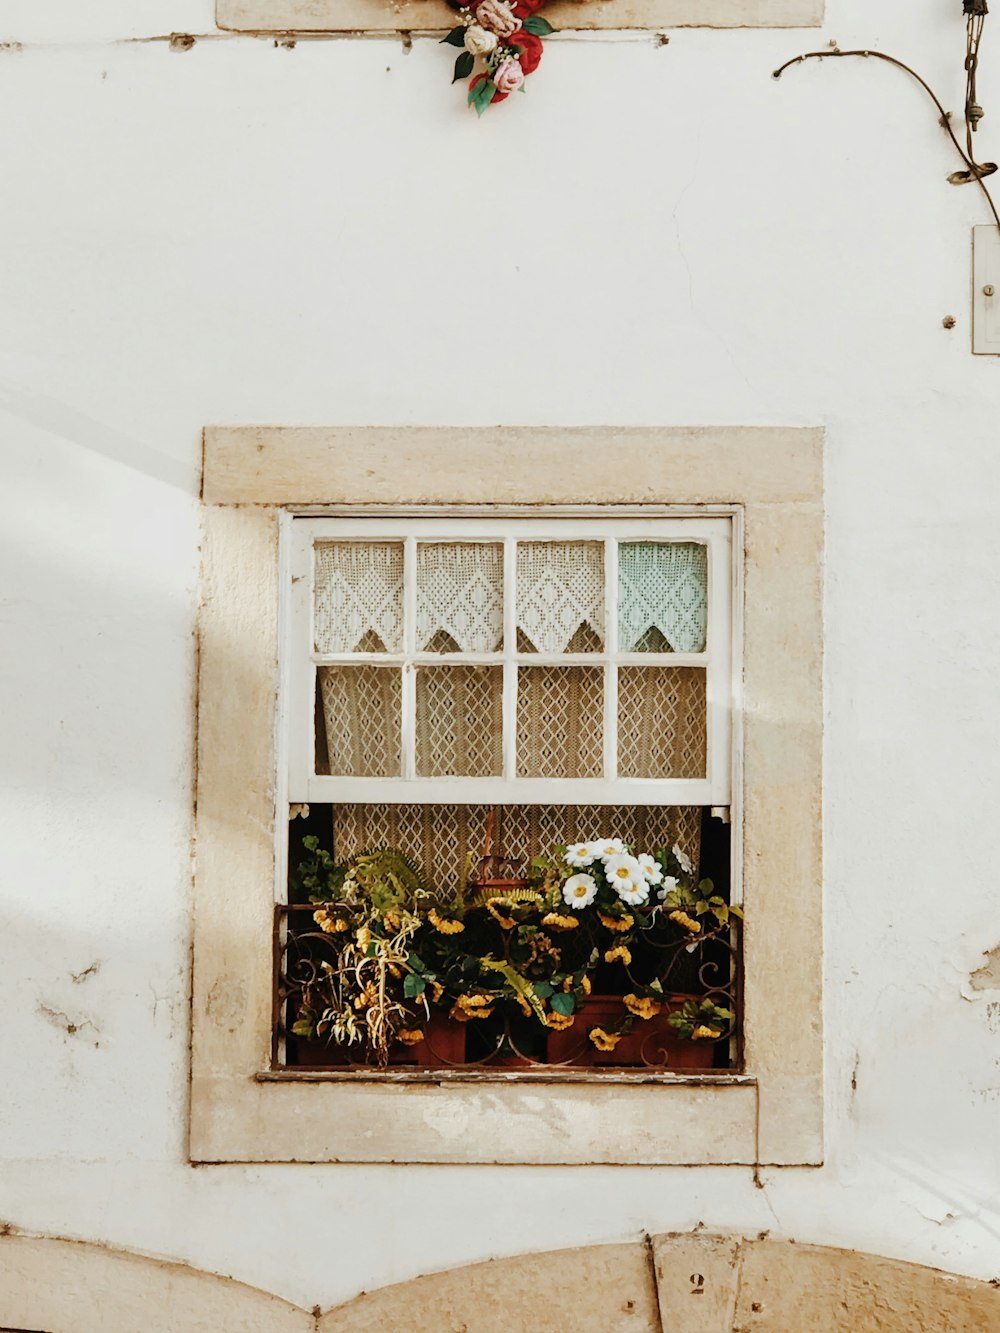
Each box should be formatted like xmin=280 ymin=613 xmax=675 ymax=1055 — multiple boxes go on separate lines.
xmin=217 ymin=0 xmax=823 ymax=36
xmin=279 ymin=515 xmax=735 ymax=1073
xmin=191 ymin=425 xmax=823 ymax=1166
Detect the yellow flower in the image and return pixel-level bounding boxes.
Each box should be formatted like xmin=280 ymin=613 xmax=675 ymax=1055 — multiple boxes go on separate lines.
xmin=581 ymin=974 xmax=592 ymax=996
xmin=356 ymin=925 xmax=373 ymax=951
xmin=517 ymin=994 xmax=533 ymax=1018
xmin=604 ymin=945 xmax=632 ymax=966
xmin=589 ymin=1027 xmax=622 ymax=1052
xmin=692 ymin=1024 xmax=722 ymax=1041
xmin=599 ymin=912 xmax=634 ymax=933
xmin=486 ymin=901 xmax=517 ymax=929
xmin=353 ymin=982 xmax=378 ymax=1011
xmin=669 ymin=910 xmax=702 ymax=934
xmin=395 ymin=1028 xmax=424 ymax=1046
xmin=383 ymin=909 xmax=402 ymax=931
xmin=428 ymin=909 xmax=465 ymax=935
xmin=449 ymin=996 xmax=493 ymax=1022
xmin=624 ymin=993 xmax=663 ymax=1020
xmin=545 ymin=1011 xmax=575 ymax=1030
xmin=427 ymin=980 xmax=444 ymax=1004
xmin=542 ymin=912 xmax=579 ymax=931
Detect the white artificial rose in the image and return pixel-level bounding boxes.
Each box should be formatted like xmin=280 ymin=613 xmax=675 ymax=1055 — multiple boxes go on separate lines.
xmin=464 ymin=23 xmax=498 ymax=55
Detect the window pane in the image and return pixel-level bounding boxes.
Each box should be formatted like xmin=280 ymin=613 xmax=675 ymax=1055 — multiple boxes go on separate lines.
xmin=314 ymin=541 xmax=403 ymax=654
xmin=317 ymin=666 xmax=401 ymax=776
xmin=618 ymin=542 xmax=707 ymax=653
xmin=517 ymin=666 xmax=603 ymax=778
xmin=416 ymin=543 xmax=503 ymax=653
xmin=617 ymin=666 xmax=706 ymax=778
xmin=516 ymin=541 xmax=604 ymax=653
xmin=415 ymin=665 xmax=503 ymax=777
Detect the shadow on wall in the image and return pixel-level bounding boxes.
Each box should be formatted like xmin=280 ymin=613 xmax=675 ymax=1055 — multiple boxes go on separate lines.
xmin=2 ymin=1231 xmax=999 ymax=1332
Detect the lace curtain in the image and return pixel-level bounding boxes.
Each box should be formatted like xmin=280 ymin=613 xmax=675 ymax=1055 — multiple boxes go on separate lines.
xmin=315 ymin=542 xmax=403 ymax=654
xmin=334 ymin=803 xmax=703 ymax=893
xmin=516 ymin=542 xmax=604 ymax=653
xmin=618 ymin=542 xmax=707 ymax=653
xmin=416 ymin=543 xmax=503 ymax=653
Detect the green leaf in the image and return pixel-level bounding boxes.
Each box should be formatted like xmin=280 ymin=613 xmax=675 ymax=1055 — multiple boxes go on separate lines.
xmin=441 ymin=24 xmax=467 ymax=45
xmin=469 ymin=78 xmax=496 ymax=115
xmin=407 ymin=953 xmax=426 ymax=974
xmin=711 ymin=904 xmax=729 ymax=925
xmin=291 ymin=1019 xmax=314 ymax=1038
xmin=695 ymin=900 xmax=710 ymax=914
xmin=550 ymin=992 xmax=575 ymax=1016
xmin=523 ymin=14 xmax=554 ymax=33
xmin=403 ymin=973 xmax=426 ymax=999
xmin=534 ymin=981 xmax=554 ymax=999
xmin=453 ymin=50 xmax=474 ymax=81
xmin=729 ymin=904 xmax=745 ymax=919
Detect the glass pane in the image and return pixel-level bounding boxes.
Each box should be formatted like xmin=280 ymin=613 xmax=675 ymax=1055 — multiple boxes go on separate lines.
xmin=617 ymin=667 xmax=706 ymax=778
xmin=618 ymin=542 xmax=707 ymax=653
xmin=516 ymin=541 xmax=604 ymax=653
xmin=416 ymin=542 xmax=503 ymax=653
xmin=517 ymin=666 xmax=603 ymax=778
xmin=317 ymin=666 xmax=401 ymax=777
xmin=314 ymin=541 xmax=404 ymax=654
xmin=415 ymin=666 xmax=503 ymax=777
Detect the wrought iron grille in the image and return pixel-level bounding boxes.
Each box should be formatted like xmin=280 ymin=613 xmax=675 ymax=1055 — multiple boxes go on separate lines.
xmin=272 ymin=902 xmax=742 ymax=1075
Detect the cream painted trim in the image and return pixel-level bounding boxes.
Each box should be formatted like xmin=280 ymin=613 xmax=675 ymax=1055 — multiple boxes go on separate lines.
xmin=217 ymin=0 xmax=823 ymax=34
xmin=192 ymin=425 xmax=823 ymax=1165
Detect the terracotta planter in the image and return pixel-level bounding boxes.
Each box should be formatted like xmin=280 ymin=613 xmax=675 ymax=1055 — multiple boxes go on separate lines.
xmin=291 ymin=1009 xmax=466 ymax=1070
xmin=546 ymin=995 xmax=719 ymax=1070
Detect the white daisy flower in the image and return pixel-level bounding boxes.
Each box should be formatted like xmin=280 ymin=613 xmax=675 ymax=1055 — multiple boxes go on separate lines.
xmin=565 ymin=842 xmax=596 ymax=868
xmin=593 ymin=837 xmax=625 ymax=861
xmin=562 ymin=873 xmax=598 ymax=909
xmin=672 ymin=843 xmax=694 ymax=875
xmin=637 ymin=853 xmax=663 ymax=886
xmin=618 ymin=879 xmax=650 ymax=907
xmin=656 ymin=874 xmax=679 ymax=902
xmin=604 ymin=853 xmax=649 ymax=905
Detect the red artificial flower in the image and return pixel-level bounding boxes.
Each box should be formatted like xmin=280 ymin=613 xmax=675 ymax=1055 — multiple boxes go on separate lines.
xmin=509 ymin=28 xmax=542 ymax=73
xmin=469 ymin=71 xmax=508 ymax=104
xmin=512 ymin=0 xmax=544 ymax=16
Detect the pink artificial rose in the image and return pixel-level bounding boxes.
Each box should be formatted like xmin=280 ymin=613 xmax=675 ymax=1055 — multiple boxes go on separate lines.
xmin=475 ymin=0 xmax=521 ymax=36
xmin=493 ymin=56 xmax=525 ymax=94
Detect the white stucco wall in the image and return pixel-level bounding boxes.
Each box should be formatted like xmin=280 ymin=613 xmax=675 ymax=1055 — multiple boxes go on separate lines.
xmin=1 ymin=0 xmax=999 ymax=1312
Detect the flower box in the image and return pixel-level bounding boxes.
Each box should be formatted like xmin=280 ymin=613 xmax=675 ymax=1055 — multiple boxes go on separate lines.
xmin=546 ymin=995 xmax=718 ymax=1071
xmin=292 ymin=1009 xmax=467 ymax=1070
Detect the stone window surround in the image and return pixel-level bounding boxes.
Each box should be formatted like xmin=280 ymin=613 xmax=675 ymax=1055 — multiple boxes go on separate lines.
xmin=217 ymin=0 xmax=823 ymax=36
xmin=191 ymin=425 xmax=823 ymax=1166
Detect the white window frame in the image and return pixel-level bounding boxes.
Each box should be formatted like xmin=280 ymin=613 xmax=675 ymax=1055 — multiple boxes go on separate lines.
xmin=285 ymin=514 xmax=733 ymax=811
xmin=191 ymin=425 xmax=823 ymax=1167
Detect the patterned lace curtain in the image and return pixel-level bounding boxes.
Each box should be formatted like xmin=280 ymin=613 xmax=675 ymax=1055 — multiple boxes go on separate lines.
xmin=516 ymin=541 xmax=605 ymax=652
xmin=334 ymin=803 xmax=703 ymax=893
xmin=314 ymin=542 xmax=403 ymax=653
xmin=416 ymin=543 xmax=503 ymax=652
xmin=618 ymin=542 xmax=707 ymax=653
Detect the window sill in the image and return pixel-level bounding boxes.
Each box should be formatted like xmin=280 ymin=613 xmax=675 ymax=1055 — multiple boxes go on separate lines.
xmin=216 ymin=0 xmax=823 ymax=34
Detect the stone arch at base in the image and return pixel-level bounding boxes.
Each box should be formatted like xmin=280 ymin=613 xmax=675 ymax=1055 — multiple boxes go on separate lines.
xmin=2 ymin=1231 xmax=998 ymax=1332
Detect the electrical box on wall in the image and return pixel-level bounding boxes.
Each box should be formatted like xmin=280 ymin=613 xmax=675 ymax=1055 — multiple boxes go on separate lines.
xmin=973 ymin=225 xmax=1000 ymax=354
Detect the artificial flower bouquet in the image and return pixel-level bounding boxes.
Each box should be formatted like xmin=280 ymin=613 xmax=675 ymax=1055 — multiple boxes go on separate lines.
xmin=286 ymin=835 xmax=741 ymax=1068
xmin=441 ymin=0 xmax=554 ymax=115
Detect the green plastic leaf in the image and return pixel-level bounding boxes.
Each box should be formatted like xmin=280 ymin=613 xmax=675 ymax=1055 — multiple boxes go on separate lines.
xmin=453 ymin=50 xmax=474 ymax=82
xmin=533 ymin=981 xmax=554 ymax=999
xmin=291 ymin=1019 xmax=314 ymax=1038
xmin=550 ymin=992 xmax=575 ymax=1016
xmin=711 ymin=904 xmax=729 ymax=925
xmin=403 ymin=973 xmax=426 ymax=999
xmin=523 ymin=14 xmax=554 ymax=33
xmin=729 ymin=904 xmax=745 ymax=919
xmin=442 ymin=24 xmax=467 ymax=45
xmin=470 ymin=78 xmax=496 ymax=115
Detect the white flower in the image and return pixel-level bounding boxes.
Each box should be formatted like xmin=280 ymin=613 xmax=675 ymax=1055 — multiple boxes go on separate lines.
xmin=604 ymin=853 xmax=649 ymax=905
xmin=656 ymin=874 xmax=679 ymax=903
xmin=637 ymin=853 xmax=663 ymax=886
xmin=565 ymin=842 xmax=595 ymax=868
xmin=672 ymin=842 xmax=694 ymax=875
xmin=463 ymin=23 xmax=498 ymax=55
xmin=592 ymin=837 xmax=625 ymax=861
xmin=563 ymin=873 xmax=598 ymax=909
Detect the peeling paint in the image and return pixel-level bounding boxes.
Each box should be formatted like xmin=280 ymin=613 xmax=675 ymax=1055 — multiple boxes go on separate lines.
xmin=970 ymin=946 xmax=1000 ymax=992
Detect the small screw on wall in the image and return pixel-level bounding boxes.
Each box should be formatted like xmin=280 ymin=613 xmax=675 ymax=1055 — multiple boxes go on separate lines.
xmin=943 ymin=315 xmax=957 ymax=328
xmin=984 ymin=285 xmax=996 ymax=297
